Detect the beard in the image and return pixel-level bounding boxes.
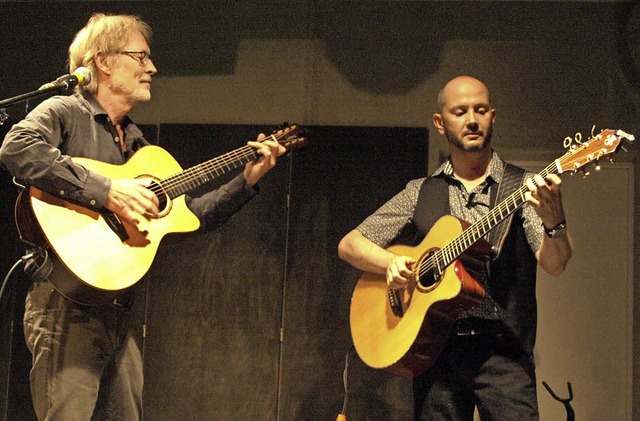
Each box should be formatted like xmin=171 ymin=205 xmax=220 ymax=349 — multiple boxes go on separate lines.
xmin=446 ymin=127 xmax=493 ymax=152
xmin=110 ymin=76 xmax=151 ymax=105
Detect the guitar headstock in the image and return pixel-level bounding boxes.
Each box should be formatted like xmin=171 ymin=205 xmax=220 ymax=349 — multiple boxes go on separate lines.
xmin=557 ymin=129 xmax=634 ymax=174
xmin=270 ymin=123 xmax=307 ymax=151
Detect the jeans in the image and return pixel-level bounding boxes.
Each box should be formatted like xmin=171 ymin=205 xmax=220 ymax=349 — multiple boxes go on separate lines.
xmin=413 ymin=325 xmax=538 ymax=421
xmin=23 ymin=280 xmax=143 ymax=421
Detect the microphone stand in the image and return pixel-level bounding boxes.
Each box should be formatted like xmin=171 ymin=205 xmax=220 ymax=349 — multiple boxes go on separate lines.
xmin=542 ymin=381 xmax=575 ymax=421
xmin=0 ymin=80 xmax=76 ymax=125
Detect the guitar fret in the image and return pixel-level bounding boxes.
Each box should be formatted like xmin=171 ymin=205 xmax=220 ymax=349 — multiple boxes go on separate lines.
xmin=158 ymin=125 xmax=305 ymax=200
xmin=163 ymin=147 xmax=260 ymax=198
xmin=435 ymin=251 xmax=444 ymax=274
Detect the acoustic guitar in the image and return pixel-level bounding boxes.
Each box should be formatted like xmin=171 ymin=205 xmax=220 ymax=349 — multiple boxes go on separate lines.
xmin=349 ymin=128 xmax=634 ymax=378
xmin=15 ymin=124 xmax=305 ymax=305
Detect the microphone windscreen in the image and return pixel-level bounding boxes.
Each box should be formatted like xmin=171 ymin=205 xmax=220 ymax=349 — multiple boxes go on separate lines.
xmin=73 ymin=67 xmax=92 ymax=86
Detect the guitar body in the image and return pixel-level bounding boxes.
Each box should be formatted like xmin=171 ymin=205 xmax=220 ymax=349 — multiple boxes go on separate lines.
xmin=16 ymin=145 xmax=200 ymax=305
xmin=349 ymin=215 xmax=489 ymax=378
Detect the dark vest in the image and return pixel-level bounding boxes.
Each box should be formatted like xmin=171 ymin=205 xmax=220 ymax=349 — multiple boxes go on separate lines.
xmin=397 ymin=170 xmax=539 ymax=354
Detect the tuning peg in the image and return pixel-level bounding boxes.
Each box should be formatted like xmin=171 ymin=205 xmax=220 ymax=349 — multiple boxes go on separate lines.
xmin=616 ymin=130 xmax=635 ymax=142
xmin=593 ymin=159 xmax=601 ymax=171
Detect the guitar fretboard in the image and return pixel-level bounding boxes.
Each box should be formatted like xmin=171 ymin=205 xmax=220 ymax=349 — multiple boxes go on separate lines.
xmin=143 ymin=127 xmax=301 ymax=200
xmin=163 ymin=145 xmax=261 ymax=198
xmin=418 ymin=159 xmax=561 ymax=280
xmin=416 ymin=127 xmax=633 ymax=280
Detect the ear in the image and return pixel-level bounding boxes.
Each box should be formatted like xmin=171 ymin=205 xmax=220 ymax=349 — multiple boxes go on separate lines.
xmin=432 ymin=112 xmax=445 ymax=135
xmin=94 ymin=52 xmax=112 ymax=76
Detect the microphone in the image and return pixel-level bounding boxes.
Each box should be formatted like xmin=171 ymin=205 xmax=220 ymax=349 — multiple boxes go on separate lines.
xmin=465 ymin=192 xmax=476 ymax=208
xmin=39 ymin=67 xmax=92 ymax=92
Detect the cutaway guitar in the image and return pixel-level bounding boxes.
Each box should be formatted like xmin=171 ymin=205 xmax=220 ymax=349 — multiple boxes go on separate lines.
xmin=349 ymin=129 xmax=634 ymax=378
xmin=15 ymin=124 xmax=305 ymax=305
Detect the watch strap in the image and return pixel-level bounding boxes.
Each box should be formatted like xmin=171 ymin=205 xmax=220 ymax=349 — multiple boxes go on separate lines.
xmin=544 ymin=220 xmax=567 ymax=238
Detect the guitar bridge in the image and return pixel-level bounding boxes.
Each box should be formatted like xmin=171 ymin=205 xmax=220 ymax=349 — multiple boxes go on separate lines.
xmin=388 ymin=288 xmax=404 ymax=317
xmin=101 ymin=210 xmax=130 ymax=242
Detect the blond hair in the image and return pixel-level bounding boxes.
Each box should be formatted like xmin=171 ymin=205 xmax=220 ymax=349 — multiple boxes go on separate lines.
xmin=68 ymin=13 xmax=152 ymax=94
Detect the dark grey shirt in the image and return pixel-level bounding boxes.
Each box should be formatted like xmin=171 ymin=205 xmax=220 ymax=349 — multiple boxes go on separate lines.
xmin=0 ymin=92 xmax=257 ymax=231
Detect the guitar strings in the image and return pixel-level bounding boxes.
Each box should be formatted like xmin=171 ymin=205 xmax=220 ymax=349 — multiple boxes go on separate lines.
xmin=143 ymin=129 xmax=295 ymax=199
xmin=416 ymin=159 xmax=561 ymax=282
xmin=416 ymin=128 xmax=609 ymax=281
xmin=140 ymin=144 xmax=258 ymax=199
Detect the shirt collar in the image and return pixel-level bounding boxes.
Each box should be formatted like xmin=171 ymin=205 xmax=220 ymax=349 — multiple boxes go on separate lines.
xmin=431 ymin=150 xmax=506 ymax=184
xmin=80 ymin=91 xmax=108 ymax=118
xmin=78 ymin=91 xmax=143 ymax=140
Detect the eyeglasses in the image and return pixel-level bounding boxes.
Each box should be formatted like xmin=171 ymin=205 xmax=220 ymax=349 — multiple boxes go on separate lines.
xmin=117 ymin=51 xmax=153 ymax=66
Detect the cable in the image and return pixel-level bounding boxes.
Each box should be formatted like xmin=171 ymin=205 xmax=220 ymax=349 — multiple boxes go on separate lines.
xmin=337 ymin=346 xmax=357 ymax=421
xmin=0 ymin=252 xmax=34 ymax=303
xmin=0 ymin=260 xmax=22 ymax=302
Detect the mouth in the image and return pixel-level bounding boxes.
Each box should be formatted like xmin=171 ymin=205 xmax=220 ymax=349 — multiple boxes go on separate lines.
xmin=465 ymin=132 xmax=483 ymax=139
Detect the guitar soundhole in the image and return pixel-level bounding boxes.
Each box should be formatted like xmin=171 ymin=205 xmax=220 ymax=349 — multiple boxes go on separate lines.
xmin=416 ymin=252 xmax=442 ymax=291
xmin=418 ymin=269 xmax=440 ymax=288
xmin=147 ymin=181 xmax=169 ymax=214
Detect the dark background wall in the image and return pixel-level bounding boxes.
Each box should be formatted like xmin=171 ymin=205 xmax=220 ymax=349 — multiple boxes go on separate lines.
xmin=1 ymin=1 xmax=639 ymax=420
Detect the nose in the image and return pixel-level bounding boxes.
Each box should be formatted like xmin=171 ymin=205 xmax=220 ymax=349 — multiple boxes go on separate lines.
xmin=466 ymin=111 xmax=479 ymax=128
xmin=146 ymin=60 xmax=158 ymax=75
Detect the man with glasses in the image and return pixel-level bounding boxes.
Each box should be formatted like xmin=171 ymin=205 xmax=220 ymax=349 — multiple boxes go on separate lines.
xmin=0 ymin=13 xmax=285 ymax=420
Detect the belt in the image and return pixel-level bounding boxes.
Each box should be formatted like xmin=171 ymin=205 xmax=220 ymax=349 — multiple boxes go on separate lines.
xmin=112 ymin=292 xmax=134 ymax=308
xmin=74 ymin=291 xmax=134 ymax=308
xmin=454 ymin=318 xmax=506 ymax=337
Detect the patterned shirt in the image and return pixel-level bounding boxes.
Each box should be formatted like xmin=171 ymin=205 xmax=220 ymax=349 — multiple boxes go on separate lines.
xmin=357 ymin=151 xmax=545 ymax=319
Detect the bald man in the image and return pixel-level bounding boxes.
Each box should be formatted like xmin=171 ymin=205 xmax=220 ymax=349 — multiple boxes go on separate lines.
xmin=339 ymin=76 xmax=572 ymax=420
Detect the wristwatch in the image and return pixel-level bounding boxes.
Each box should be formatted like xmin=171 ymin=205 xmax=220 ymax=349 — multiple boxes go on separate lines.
xmin=544 ymin=220 xmax=567 ymax=238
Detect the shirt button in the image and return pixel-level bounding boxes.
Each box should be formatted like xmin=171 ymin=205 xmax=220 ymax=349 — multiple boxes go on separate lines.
xmin=114 ymin=137 xmax=120 ymax=143
xmin=59 ymin=190 xmax=65 ymax=196
xmin=90 ymin=199 xmax=96 ymax=206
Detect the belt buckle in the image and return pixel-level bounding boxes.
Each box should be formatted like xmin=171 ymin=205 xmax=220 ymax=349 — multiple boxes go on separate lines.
xmin=112 ymin=293 xmax=133 ymax=308
xmin=457 ymin=327 xmax=479 ymax=336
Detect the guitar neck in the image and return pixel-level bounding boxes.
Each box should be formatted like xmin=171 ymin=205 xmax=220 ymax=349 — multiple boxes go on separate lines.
xmin=437 ymin=161 xmax=560 ymax=267
xmin=161 ymin=144 xmax=260 ymax=199
xmin=156 ymin=124 xmax=305 ymax=199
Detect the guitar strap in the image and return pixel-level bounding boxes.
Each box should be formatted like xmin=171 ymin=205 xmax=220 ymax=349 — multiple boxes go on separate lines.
xmin=24 ymin=249 xmax=53 ymax=283
xmin=405 ymin=162 xmax=526 ymax=256
xmin=387 ymin=162 xmax=526 ymax=317
xmin=486 ymin=163 xmax=527 ymax=259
